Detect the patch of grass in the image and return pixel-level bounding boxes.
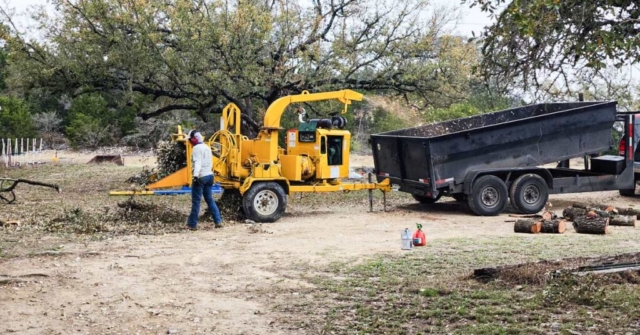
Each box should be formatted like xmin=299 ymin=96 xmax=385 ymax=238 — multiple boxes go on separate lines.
xmin=272 ymin=234 xmax=640 ymax=334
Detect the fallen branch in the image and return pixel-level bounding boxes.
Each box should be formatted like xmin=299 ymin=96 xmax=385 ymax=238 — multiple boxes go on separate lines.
xmin=1 ymin=177 xmax=61 ymax=204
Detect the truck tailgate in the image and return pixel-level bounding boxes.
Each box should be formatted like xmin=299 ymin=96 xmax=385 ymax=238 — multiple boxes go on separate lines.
xmin=371 ymin=137 xmax=434 ymax=191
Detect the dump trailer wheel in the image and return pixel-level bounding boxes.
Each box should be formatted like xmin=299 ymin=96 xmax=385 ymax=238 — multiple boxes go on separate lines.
xmin=242 ymin=182 xmax=287 ymax=223
xmin=509 ymin=174 xmax=549 ymax=214
xmin=412 ymin=193 xmax=442 ymax=204
xmin=467 ymin=175 xmax=508 ymax=216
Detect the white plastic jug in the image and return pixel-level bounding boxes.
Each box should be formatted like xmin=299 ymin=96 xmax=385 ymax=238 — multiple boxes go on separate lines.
xmin=401 ymin=228 xmax=413 ymax=250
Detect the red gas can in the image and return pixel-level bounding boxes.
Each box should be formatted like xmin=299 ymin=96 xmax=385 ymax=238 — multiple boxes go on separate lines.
xmin=413 ymin=224 xmax=426 ymax=246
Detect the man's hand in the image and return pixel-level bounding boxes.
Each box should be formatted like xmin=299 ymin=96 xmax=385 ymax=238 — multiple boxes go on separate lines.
xmin=192 ymin=176 xmax=199 ymax=185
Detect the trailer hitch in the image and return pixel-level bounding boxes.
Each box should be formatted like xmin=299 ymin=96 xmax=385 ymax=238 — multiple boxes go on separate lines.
xmin=0 ymin=178 xmax=61 ymax=204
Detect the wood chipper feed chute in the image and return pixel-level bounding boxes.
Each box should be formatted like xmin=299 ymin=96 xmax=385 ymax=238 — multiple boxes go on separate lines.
xmin=109 ymin=89 xmax=390 ymax=222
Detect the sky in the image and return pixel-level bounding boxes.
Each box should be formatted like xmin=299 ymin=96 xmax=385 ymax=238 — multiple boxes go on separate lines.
xmin=5 ymin=0 xmax=497 ymax=38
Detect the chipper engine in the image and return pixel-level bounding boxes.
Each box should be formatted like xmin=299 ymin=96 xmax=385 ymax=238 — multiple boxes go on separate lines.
xmin=112 ymin=89 xmax=390 ymax=222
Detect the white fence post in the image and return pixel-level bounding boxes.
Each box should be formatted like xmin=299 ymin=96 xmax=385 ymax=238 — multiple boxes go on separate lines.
xmin=14 ymin=138 xmax=18 ymax=166
xmin=8 ymin=138 xmax=12 ymax=167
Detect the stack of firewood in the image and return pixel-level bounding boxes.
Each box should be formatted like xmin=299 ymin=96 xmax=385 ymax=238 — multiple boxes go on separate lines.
xmin=562 ymin=203 xmax=638 ymax=235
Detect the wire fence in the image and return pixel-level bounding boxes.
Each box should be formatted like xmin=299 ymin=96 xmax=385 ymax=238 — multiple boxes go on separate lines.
xmin=1 ymin=138 xmax=47 ymax=168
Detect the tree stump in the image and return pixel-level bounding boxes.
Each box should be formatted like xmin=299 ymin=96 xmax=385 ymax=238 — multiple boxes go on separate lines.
xmin=540 ymin=219 xmax=566 ymax=234
xmin=514 ymin=219 xmax=542 ymax=234
xmin=562 ymin=207 xmax=586 ymax=221
xmin=573 ymin=217 xmax=609 ymax=235
xmin=609 ymin=215 xmax=637 ymax=227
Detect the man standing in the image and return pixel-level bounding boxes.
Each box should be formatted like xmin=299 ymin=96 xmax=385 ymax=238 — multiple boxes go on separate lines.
xmin=187 ymin=130 xmax=223 ymax=229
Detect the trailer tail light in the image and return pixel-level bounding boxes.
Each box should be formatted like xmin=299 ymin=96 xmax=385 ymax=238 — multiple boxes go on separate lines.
xmin=629 ymin=115 xmax=634 ymax=160
xmin=619 ymin=138 xmax=626 ymax=156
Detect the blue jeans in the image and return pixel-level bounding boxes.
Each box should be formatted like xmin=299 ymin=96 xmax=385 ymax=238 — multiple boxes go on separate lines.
xmin=188 ymin=174 xmax=222 ymax=227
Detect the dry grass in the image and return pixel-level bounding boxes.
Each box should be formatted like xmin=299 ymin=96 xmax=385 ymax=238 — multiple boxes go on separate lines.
xmin=270 ymin=235 xmax=640 ymax=334
xmin=4 ymin=162 xmax=640 ymax=334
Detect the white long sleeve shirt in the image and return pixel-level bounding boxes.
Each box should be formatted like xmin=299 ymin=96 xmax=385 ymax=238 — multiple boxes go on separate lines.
xmin=191 ymin=143 xmax=214 ymax=178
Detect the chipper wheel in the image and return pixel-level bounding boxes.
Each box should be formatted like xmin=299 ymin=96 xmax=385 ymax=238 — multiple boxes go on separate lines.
xmin=242 ymin=182 xmax=287 ymax=223
xmin=467 ymin=175 xmax=508 ymax=216
xmin=509 ymin=174 xmax=549 ymax=214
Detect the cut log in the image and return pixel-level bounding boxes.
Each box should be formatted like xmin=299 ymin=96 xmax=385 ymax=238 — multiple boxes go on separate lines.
xmin=563 ymin=207 xmax=586 ymax=221
xmin=540 ymin=219 xmax=567 ymax=234
xmin=573 ymin=217 xmax=609 ymax=235
xmin=609 ymin=215 xmax=637 ymax=227
xmin=616 ymin=208 xmax=640 ymax=219
xmin=542 ymin=211 xmax=557 ymax=220
xmin=573 ymin=203 xmax=638 ymax=218
xmin=514 ymin=219 xmax=542 ymax=234
xmin=586 ymin=210 xmax=599 ymax=219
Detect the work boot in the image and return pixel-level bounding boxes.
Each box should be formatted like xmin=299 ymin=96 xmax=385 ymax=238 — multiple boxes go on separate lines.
xmin=214 ymin=222 xmax=223 ymax=229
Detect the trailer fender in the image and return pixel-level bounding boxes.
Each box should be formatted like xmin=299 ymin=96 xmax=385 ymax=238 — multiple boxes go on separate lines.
xmin=240 ymin=177 xmax=291 ymax=196
xmin=463 ymin=168 xmax=554 ymax=194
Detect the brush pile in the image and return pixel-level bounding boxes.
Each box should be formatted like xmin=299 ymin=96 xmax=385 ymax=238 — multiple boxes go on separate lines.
xmin=45 ymin=197 xmax=185 ymax=235
xmin=156 ymin=140 xmax=187 ymax=179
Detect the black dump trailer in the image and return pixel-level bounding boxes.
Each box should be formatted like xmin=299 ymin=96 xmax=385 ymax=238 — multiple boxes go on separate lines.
xmin=370 ymin=102 xmax=640 ymax=216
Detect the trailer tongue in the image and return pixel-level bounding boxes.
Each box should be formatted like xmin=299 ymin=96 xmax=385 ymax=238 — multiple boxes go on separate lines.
xmin=371 ymin=102 xmax=639 ymax=216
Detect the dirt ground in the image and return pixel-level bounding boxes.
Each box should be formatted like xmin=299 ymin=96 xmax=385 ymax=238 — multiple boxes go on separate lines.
xmin=1 ymin=152 xmax=639 ymax=334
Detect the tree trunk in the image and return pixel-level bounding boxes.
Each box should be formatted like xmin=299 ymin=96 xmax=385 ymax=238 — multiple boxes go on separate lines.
xmin=540 ymin=219 xmax=566 ymax=234
xmin=562 ymin=207 xmax=586 ymax=221
xmin=573 ymin=217 xmax=609 ymax=235
xmin=514 ymin=219 xmax=542 ymax=234
xmin=609 ymin=215 xmax=637 ymax=227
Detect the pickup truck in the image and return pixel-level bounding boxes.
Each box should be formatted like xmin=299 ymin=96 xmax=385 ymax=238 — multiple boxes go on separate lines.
xmin=370 ymin=102 xmax=639 ymax=216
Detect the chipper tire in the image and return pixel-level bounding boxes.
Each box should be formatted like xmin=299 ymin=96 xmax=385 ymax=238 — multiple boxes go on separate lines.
xmin=412 ymin=193 xmax=442 ymax=204
xmin=242 ymin=182 xmax=287 ymax=223
xmin=467 ymin=175 xmax=508 ymax=216
xmin=509 ymin=174 xmax=549 ymax=214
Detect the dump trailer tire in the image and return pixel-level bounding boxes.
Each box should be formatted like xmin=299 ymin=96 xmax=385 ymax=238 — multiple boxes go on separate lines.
xmin=412 ymin=193 xmax=441 ymax=204
xmin=467 ymin=175 xmax=508 ymax=216
xmin=242 ymin=182 xmax=287 ymax=223
xmin=509 ymin=174 xmax=549 ymax=214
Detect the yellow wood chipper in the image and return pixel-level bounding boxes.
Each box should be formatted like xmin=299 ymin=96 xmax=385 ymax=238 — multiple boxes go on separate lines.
xmin=111 ymin=89 xmax=391 ymax=222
